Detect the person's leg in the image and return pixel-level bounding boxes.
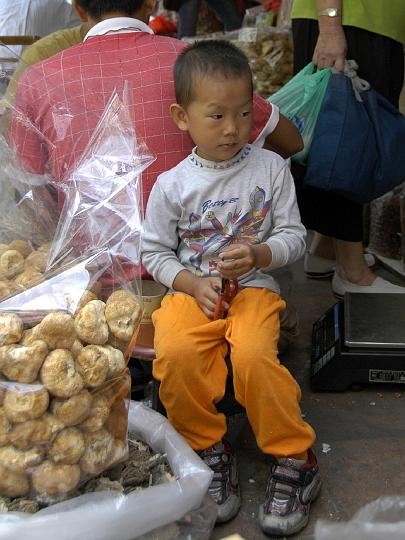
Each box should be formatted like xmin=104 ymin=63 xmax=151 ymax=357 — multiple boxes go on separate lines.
xmin=177 ymin=0 xmax=201 ymax=38
xmin=152 ymin=293 xmax=228 ymax=450
xmin=226 ymin=288 xmax=315 ymax=457
xmin=292 ymin=22 xmax=405 ymax=290
xmin=226 ymin=287 xmax=320 ymax=536
xmin=153 ymin=293 xmax=241 ymax=523
xmin=205 ymin=0 xmax=242 ymax=31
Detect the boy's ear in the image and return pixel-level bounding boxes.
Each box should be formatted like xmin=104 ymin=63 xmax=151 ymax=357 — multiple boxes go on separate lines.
xmin=170 ymin=103 xmax=189 ymax=131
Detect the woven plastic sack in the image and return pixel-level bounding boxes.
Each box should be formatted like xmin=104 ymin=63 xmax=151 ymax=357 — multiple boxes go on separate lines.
xmin=269 ymin=62 xmax=332 ymax=164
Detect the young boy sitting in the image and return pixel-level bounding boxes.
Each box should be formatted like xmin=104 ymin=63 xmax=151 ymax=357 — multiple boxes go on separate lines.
xmin=142 ymin=40 xmax=321 ymax=537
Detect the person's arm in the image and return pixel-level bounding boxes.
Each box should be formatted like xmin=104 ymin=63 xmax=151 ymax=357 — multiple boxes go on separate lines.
xmin=262 ymin=113 xmax=304 ymax=158
xmin=142 ymin=179 xmax=185 ymax=289
xmin=252 ymin=94 xmax=304 ymax=158
xmin=313 ymin=0 xmax=346 ymax=71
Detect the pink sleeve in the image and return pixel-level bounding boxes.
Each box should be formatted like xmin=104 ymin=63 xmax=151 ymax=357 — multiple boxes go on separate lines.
xmin=250 ymin=92 xmax=280 ymax=146
xmin=11 ymin=69 xmax=48 ymax=175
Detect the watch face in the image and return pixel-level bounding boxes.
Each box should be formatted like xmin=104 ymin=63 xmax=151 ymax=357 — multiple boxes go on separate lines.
xmin=329 ymin=8 xmax=338 ymax=16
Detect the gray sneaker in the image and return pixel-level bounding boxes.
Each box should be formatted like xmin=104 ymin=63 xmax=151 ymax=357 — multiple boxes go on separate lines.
xmin=199 ymin=441 xmax=240 ymax=523
xmin=259 ymin=449 xmax=321 ymax=537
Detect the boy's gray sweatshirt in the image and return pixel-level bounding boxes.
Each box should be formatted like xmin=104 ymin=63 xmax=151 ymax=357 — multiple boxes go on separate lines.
xmin=142 ymin=144 xmax=306 ymax=295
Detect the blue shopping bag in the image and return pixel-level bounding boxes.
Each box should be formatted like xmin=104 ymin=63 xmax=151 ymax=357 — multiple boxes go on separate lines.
xmin=269 ymin=63 xmax=332 ymax=165
xmin=304 ymin=60 xmax=405 ymax=203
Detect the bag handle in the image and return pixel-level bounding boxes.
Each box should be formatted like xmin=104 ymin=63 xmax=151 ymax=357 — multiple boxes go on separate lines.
xmin=333 ymin=59 xmax=370 ymax=102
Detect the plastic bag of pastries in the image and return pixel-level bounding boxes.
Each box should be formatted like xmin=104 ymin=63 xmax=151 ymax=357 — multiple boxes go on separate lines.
xmin=0 ymin=87 xmax=156 ymax=501
xmin=0 ymin=253 xmax=140 ymax=502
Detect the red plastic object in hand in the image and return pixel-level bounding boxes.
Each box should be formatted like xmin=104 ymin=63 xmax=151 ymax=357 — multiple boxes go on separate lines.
xmin=213 ymin=278 xmax=238 ymax=320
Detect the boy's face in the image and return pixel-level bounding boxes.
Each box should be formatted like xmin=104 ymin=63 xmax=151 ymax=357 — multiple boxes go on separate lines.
xmin=177 ymin=74 xmax=253 ymax=163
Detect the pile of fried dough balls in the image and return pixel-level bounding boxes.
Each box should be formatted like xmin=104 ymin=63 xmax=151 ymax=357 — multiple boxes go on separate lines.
xmin=0 ymin=240 xmax=51 ymax=300
xmin=0 ymin=275 xmax=141 ymax=500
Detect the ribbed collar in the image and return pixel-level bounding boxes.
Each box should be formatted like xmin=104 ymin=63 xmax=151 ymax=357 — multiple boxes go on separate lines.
xmin=188 ymin=145 xmax=252 ymax=171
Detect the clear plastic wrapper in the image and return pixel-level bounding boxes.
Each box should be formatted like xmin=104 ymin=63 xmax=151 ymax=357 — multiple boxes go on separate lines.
xmin=276 ymin=0 xmax=293 ymax=30
xmin=0 ymin=401 xmax=215 ymax=540
xmin=316 ymin=496 xmax=405 ymax=540
xmin=0 ymin=50 xmax=156 ymax=500
xmin=234 ymin=27 xmax=293 ymax=98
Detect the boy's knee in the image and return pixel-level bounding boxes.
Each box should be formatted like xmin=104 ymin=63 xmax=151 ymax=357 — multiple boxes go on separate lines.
xmin=155 ymin=331 xmax=196 ymax=371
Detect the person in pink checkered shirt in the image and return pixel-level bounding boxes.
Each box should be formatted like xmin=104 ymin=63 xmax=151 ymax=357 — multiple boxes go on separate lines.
xmin=10 ymin=0 xmax=303 ymax=211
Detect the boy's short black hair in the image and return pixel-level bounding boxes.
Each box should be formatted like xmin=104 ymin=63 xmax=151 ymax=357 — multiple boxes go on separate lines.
xmin=75 ymin=0 xmax=144 ymax=19
xmin=174 ymin=40 xmax=253 ymax=108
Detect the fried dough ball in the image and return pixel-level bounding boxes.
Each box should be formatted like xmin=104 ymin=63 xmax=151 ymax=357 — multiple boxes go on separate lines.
xmin=0 ymin=445 xmax=44 ymax=472
xmin=76 ymin=345 xmax=108 ymax=388
xmin=0 ymin=250 xmax=24 ymax=279
xmin=14 ymin=269 xmax=42 ymax=288
xmin=105 ymin=399 xmax=128 ymax=440
xmin=21 ymin=328 xmax=41 ymax=346
xmin=37 ymin=242 xmax=52 ymax=253
xmin=50 ymin=389 xmax=92 ymax=426
xmin=0 ymin=280 xmax=11 ymax=300
xmin=105 ymin=290 xmax=141 ymax=341
xmin=0 ymin=313 xmax=23 ymax=346
xmin=79 ymin=394 xmax=110 ymax=432
xmin=75 ymin=290 xmax=98 ymax=314
xmin=70 ymin=339 xmax=84 ymax=359
xmin=24 ymin=250 xmax=48 ymax=273
xmin=1 ymin=341 xmax=48 ymax=383
xmin=32 ymin=461 xmax=81 ymax=495
xmin=40 ymin=349 xmax=84 ymax=398
xmin=9 ymin=413 xmax=64 ymax=449
xmin=48 ymin=427 xmax=85 ymax=465
xmin=74 ymin=300 xmax=109 ymax=345
xmin=8 ymin=240 xmax=32 ymax=258
xmin=102 ymin=369 xmax=131 ymax=407
xmin=0 ymin=464 xmax=29 ymax=497
xmin=0 ymin=244 xmax=9 ymax=256
xmin=0 ymin=408 xmax=11 ymax=446
xmin=3 ymin=384 xmax=49 ymax=423
xmin=33 ymin=312 xmax=76 ymax=350
xmin=107 ymin=334 xmax=129 ymax=354
xmin=103 ymin=345 xmax=126 ymax=379
xmin=80 ymin=428 xmax=114 ymax=475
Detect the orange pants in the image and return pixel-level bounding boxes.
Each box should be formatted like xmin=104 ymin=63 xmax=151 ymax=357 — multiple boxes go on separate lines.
xmin=152 ymin=288 xmax=316 ymax=456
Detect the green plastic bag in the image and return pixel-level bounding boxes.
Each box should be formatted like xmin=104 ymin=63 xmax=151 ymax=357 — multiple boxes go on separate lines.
xmin=268 ymin=63 xmax=332 ymax=165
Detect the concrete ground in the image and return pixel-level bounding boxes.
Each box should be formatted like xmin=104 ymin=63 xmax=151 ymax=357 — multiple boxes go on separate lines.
xmin=211 ymin=258 xmax=405 ymax=540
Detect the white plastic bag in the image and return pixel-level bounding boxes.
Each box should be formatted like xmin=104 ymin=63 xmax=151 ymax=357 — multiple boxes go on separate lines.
xmin=316 ymin=496 xmax=405 ymax=540
xmin=0 ymin=401 xmax=214 ymax=540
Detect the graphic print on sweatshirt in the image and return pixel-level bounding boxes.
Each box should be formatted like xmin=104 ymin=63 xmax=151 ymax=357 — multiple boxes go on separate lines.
xmin=180 ymin=186 xmax=271 ymax=276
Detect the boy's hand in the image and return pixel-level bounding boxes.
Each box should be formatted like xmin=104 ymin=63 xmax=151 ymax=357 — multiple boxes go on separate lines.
xmin=217 ymin=244 xmax=256 ymax=279
xmin=192 ymin=276 xmax=225 ymax=319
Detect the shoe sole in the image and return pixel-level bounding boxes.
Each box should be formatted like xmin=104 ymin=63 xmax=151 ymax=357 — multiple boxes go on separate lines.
xmin=215 ymin=485 xmax=241 ymax=523
xmin=259 ymin=478 xmax=322 ymax=537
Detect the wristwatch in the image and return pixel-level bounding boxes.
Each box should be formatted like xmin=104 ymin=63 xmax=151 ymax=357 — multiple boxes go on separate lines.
xmin=318 ymin=7 xmax=341 ymax=17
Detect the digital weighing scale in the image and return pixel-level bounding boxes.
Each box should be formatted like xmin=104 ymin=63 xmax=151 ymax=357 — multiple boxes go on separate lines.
xmin=310 ymin=293 xmax=405 ymax=391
